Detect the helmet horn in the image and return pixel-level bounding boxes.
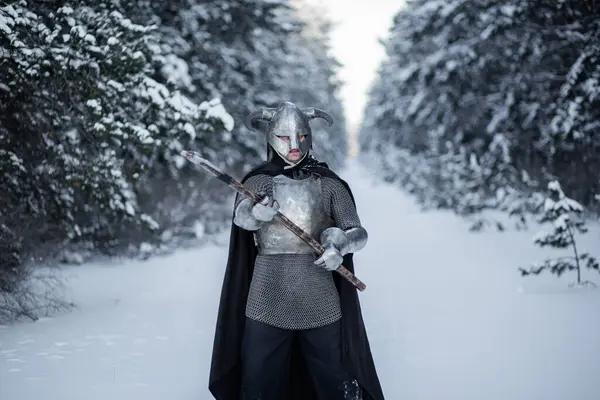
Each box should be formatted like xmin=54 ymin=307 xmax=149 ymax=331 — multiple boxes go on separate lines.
xmin=245 ymin=108 xmax=277 ymax=131
xmin=301 ymin=107 xmax=333 ymax=126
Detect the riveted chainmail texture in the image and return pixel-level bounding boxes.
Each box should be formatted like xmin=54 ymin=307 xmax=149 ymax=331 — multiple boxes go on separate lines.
xmin=234 ymin=170 xmax=363 ymax=330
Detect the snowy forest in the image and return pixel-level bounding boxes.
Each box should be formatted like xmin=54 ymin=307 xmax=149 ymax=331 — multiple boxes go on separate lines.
xmin=1 ymin=0 xmax=346 ymax=319
xmin=360 ymin=0 xmax=600 ymax=230
xmin=2 ymin=1 xmax=600 ymax=399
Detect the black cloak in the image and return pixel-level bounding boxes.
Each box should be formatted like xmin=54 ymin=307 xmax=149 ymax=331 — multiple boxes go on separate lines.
xmin=208 ymin=157 xmax=384 ymax=400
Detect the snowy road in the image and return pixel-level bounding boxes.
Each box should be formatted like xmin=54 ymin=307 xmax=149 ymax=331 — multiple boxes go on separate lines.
xmin=2 ymin=160 xmax=600 ymax=400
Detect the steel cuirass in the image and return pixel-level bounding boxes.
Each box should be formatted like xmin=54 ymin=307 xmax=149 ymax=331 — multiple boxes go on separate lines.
xmin=254 ymin=174 xmax=332 ymax=255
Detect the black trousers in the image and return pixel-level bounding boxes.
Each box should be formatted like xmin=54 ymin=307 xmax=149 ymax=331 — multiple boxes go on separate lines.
xmin=241 ymin=317 xmax=360 ymax=400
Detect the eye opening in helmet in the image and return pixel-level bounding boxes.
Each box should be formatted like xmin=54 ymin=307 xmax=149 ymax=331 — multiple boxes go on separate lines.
xmin=276 ymin=135 xmax=307 ymax=142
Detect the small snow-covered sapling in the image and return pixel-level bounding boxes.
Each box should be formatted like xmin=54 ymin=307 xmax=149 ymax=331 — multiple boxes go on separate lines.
xmin=519 ymin=180 xmax=599 ymax=287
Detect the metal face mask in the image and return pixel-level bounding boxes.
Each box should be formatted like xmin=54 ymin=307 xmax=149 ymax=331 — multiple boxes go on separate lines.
xmin=245 ymin=102 xmax=334 ymax=165
xmin=266 ymin=104 xmax=312 ymax=164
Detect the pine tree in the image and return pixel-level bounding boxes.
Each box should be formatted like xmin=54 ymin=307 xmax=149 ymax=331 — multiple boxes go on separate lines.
xmin=0 ymin=1 xmax=230 ymax=320
xmin=360 ymin=0 xmax=600 ymax=227
xmin=519 ymin=180 xmax=599 ymax=286
xmin=0 ymin=2 xmax=229 ymax=249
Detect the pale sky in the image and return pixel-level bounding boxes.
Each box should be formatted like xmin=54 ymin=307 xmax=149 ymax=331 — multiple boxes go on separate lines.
xmin=300 ymin=0 xmax=403 ymax=155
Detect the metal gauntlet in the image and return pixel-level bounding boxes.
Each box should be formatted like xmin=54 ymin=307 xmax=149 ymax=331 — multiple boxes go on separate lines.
xmin=233 ymin=198 xmax=264 ymax=231
xmin=320 ymin=226 xmax=368 ymax=255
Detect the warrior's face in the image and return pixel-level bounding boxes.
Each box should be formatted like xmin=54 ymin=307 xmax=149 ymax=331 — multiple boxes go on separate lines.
xmin=275 ymin=134 xmax=308 ymax=163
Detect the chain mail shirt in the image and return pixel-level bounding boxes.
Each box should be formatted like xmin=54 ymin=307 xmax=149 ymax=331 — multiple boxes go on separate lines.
xmin=234 ymin=170 xmax=363 ymax=330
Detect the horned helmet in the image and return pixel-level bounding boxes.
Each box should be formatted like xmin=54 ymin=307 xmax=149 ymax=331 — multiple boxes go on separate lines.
xmin=245 ymin=101 xmax=333 ymax=166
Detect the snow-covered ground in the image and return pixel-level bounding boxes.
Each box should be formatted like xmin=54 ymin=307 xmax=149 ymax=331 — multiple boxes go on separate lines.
xmin=1 ymin=160 xmax=599 ymax=400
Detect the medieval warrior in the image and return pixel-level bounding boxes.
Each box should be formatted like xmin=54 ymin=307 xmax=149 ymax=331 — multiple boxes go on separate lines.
xmin=208 ymin=101 xmax=384 ymax=400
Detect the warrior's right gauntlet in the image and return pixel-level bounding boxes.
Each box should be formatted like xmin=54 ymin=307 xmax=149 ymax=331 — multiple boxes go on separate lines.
xmin=233 ymin=196 xmax=280 ymax=231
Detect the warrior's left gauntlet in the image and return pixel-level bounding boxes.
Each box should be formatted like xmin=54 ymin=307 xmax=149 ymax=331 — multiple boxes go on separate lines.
xmin=314 ymin=226 xmax=368 ymax=271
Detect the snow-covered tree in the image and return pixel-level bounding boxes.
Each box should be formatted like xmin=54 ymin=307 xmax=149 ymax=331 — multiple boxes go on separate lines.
xmin=519 ymin=181 xmax=599 ymax=286
xmin=0 ymin=1 xmax=234 ymax=321
xmin=1 ymin=2 xmax=229 ymax=247
xmin=360 ymin=0 xmax=600 ymax=227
